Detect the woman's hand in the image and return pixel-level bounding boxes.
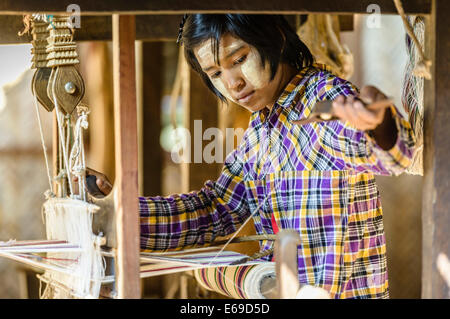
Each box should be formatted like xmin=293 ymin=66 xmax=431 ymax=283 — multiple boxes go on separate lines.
xmin=332 ymin=85 xmax=398 ymax=150
xmin=73 ymin=167 xmax=113 ymax=196
xmin=86 ymin=168 xmax=113 ymax=196
xmin=331 ymin=85 xmax=391 ymax=131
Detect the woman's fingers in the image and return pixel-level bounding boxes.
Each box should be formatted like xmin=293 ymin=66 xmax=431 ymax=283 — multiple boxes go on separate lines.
xmin=356 ymin=102 xmax=384 ymax=125
xmin=86 ymin=167 xmax=103 ymax=178
xmin=333 ymin=95 xmax=362 ymax=129
xmin=351 ymin=101 xmax=384 ymax=130
xmin=96 ymin=177 xmax=112 ymax=195
xmin=359 ymin=85 xmax=386 ymax=104
xmin=331 ymin=95 xmax=348 ymax=119
xmin=69 ymin=168 xmax=113 ymax=196
xmin=343 ymin=96 xmax=361 ymax=126
xmin=332 ymin=95 xmax=385 ymax=131
xmin=86 ymin=167 xmax=113 ymax=195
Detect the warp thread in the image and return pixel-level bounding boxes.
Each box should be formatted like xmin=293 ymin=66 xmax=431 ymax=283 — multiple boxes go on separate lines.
xmin=41 ymin=198 xmax=105 ymax=298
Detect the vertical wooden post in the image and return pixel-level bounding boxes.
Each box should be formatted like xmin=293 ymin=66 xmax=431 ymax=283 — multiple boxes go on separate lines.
xmin=422 ymin=0 xmax=450 ymax=299
xmin=112 ymin=14 xmax=140 ymax=299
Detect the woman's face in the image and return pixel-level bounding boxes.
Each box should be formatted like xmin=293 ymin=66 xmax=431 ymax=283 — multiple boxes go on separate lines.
xmin=194 ymin=33 xmax=286 ymax=112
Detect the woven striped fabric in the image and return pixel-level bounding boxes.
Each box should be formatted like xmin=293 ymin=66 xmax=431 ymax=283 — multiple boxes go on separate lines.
xmin=194 ymin=263 xmax=276 ymax=299
xmin=195 ymin=265 xmax=255 ymax=299
xmin=139 ymin=63 xmax=416 ymax=298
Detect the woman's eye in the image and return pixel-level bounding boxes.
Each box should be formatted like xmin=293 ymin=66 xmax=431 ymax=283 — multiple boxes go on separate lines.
xmin=234 ymin=55 xmax=247 ymax=65
xmin=210 ymin=71 xmax=221 ymax=79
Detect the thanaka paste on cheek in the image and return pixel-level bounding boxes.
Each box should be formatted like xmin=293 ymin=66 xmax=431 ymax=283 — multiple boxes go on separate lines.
xmin=195 ymin=37 xmax=270 ymax=104
xmin=218 ymin=39 xmax=271 ymax=90
xmin=241 ymin=49 xmax=271 ymax=89
xmin=211 ymin=78 xmax=234 ymax=101
xmin=196 ymin=40 xmax=237 ymax=101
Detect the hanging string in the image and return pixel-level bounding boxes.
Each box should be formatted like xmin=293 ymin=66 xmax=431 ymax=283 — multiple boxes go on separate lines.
xmin=393 ymin=0 xmax=432 ymax=79
xmin=51 ymin=69 xmax=74 ymax=196
xmin=403 ymin=16 xmax=425 ymax=175
xmin=70 ymin=105 xmax=90 ymax=201
xmin=32 ymin=92 xmax=54 ymax=196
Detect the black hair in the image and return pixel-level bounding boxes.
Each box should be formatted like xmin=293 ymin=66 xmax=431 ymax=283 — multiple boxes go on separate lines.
xmin=179 ymin=14 xmax=314 ymax=102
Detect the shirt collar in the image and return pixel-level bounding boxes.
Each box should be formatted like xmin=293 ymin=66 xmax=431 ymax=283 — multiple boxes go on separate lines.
xmin=256 ymin=63 xmax=330 ymax=123
xmin=276 ymin=63 xmax=331 ymax=109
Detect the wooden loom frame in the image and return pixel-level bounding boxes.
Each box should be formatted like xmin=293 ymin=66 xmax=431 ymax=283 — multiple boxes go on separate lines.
xmin=0 ymin=0 xmax=448 ymax=299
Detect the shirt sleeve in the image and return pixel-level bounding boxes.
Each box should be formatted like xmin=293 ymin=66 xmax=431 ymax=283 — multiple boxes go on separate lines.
xmin=139 ymin=147 xmax=250 ymax=252
xmin=315 ymin=72 xmax=417 ymax=176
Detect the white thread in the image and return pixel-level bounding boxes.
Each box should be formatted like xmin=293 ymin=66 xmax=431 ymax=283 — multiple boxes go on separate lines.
xmin=42 ymin=197 xmax=104 ymax=298
xmin=70 ymin=109 xmax=89 ymax=201
xmin=51 ymin=69 xmax=74 ymax=195
xmin=32 ymin=92 xmax=54 ymax=194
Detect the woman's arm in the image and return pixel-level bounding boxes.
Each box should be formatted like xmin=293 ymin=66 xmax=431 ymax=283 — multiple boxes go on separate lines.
xmin=139 ymin=148 xmax=250 ymax=252
xmin=316 ymin=74 xmax=416 ymax=175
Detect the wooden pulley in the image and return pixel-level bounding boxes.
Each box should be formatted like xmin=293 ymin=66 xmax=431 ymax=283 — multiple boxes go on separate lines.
xmin=47 ymin=66 xmax=85 ymax=115
xmin=31 ymin=67 xmax=54 ymax=111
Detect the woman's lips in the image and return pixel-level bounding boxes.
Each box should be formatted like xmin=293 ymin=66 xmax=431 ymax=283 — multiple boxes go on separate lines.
xmin=237 ymin=91 xmax=255 ymax=104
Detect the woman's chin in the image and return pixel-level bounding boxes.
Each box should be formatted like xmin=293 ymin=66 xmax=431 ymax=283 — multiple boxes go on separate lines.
xmin=242 ymin=103 xmax=266 ymax=113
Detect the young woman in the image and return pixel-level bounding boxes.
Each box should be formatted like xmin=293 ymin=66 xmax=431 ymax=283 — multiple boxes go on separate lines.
xmin=93 ymin=14 xmax=416 ymax=298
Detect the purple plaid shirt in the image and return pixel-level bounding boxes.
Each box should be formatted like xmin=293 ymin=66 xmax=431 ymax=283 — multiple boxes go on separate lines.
xmin=139 ymin=63 xmax=416 ymax=298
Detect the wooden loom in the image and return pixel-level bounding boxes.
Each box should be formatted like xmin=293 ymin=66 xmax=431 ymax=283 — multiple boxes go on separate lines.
xmin=0 ymin=0 xmax=448 ymax=299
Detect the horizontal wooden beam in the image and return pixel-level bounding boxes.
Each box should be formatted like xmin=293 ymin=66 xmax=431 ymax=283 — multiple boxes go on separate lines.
xmin=2 ymin=15 xmax=183 ymax=44
xmin=0 ymin=14 xmax=299 ymax=44
xmin=0 ymin=0 xmax=431 ymax=15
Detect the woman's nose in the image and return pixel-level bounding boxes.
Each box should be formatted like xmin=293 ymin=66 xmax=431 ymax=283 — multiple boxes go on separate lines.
xmin=224 ymin=73 xmax=244 ymax=91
